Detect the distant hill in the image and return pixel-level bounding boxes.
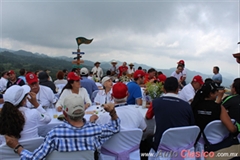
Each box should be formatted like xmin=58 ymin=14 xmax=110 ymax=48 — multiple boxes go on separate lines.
xmin=0 ymin=48 xmax=233 ymax=86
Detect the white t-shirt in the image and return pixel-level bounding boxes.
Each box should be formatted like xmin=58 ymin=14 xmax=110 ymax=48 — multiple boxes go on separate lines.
xmin=178 ymin=83 xmax=196 ymax=103
xmin=94 ymin=90 xmax=114 ymax=105
xmin=54 ymin=79 xmax=67 ymax=85
xmin=127 ymin=68 xmax=135 ymax=74
xmin=171 ymin=71 xmax=183 ymax=81
xmin=96 ymin=105 xmax=146 ymax=131
xmin=182 ymin=68 xmax=187 ymax=78
xmin=55 ymin=88 xmax=92 ymax=108
xmin=26 ymin=85 xmax=57 ymax=109
xmin=91 ymin=66 xmax=103 ymax=78
xmin=0 ymin=77 xmax=8 ymax=92
xmin=0 ymin=105 xmax=51 ymax=145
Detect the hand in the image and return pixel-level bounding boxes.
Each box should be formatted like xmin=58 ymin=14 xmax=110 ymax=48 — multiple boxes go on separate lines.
xmin=27 ymin=92 xmax=39 ymax=108
xmin=4 ymin=135 xmax=19 ymax=149
xmin=102 ymin=103 xmax=115 ymax=112
xmin=84 ymin=104 xmax=90 ymax=110
xmin=217 ymin=89 xmax=225 ymax=97
xmin=57 ymin=106 xmax=63 ymax=112
xmin=90 ymin=114 xmax=98 ymax=122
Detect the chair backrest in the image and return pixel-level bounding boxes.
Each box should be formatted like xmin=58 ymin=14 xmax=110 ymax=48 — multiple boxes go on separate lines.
xmin=46 ymin=150 xmax=94 ymax=160
xmin=159 ymin=125 xmax=200 ymax=150
xmin=91 ymin=90 xmax=99 ymax=102
xmin=101 ymin=128 xmax=143 ymax=152
xmin=203 ymin=120 xmax=235 ymax=144
xmin=0 ymin=137 xmax=44 ymax=160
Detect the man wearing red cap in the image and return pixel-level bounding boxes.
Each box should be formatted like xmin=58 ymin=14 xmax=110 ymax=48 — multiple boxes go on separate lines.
xmin=96 ymin=82 xmax=146 ymax=131
xmin=177 ymin=60 xmax=187 ymax=86
xmin=127 ymin=70 xmax=145 ymax=105
xmin=25 ymin=72 xmax=57 ymax=109
xmin=178 ymin=75 xmax=204 ymax=104
xmin=6 ymin=70 xmax=25 ymax=89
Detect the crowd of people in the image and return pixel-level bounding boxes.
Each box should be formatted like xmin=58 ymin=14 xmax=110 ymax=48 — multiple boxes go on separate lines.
xmin=0 ymin=59 xmax=239 ymax=159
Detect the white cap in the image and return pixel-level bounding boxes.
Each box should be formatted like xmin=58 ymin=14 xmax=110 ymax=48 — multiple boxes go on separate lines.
xmin=63 ymin=94 xmax=85 ymax=117
xmin=80 ymin=67 xmax=89 ymax=75
xmin=4 ymin=85 xmax=30 ymax=106
xmin=101 ymin=76 xmax=111 ymax=86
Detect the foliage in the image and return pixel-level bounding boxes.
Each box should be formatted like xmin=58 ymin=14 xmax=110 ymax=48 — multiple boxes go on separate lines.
xmin=145 ymin=82 xmax=164 ymax=100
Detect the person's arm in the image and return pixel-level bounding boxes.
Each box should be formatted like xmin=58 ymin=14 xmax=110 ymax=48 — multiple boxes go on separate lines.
xmin=35 ymin=106 xmax=51 ymax=125
xmin=215 ymin=89 xmax=224 ymax=104
xmin=5 ymin=134 xmax=55 ymax=159
xmin=136 ymin=98 xmax=142 ymax=105
xmin=145 ymin=102 xmax=154 ymax=120
xmin=55 ymin=89 xmax=68 ymax=111
xmin=220 ymin=106 xmax=237 ymax=133
xmin=82 ymin=88 xmax=92 ymax=109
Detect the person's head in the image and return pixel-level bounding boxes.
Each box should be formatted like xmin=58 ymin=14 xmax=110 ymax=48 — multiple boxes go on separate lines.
xmin=106 ymin=70 xmax=111 ymax=76
xmin=147 ymin=68 xmax=156 ymax=78
xmin=7 ymin=70 xmax=16 ymax=81
xmin=19 ymin=68 xmax=26 ymax=76
xmin=1 ymin=71 xmax=9 ymax=79
xmin=112 ymin=82 xmax=128 ymax=103
xmin=0 ymin=85 xmax=30 ymax=138
xmin=164 ymin=77 xmax=179 ymax=93
xmin=231 ymin=78 xmax=240 ymax=95
xmin=80 ymin=67 xmax=89 ymax=77
xmin=158 ymin=73 xmax=167 ymax=83
xmin=129 ymin=63 xmax=134 ymax=68
xmin=213 ymin=66 xmax=219 ymax=74
xmin=38 ymin=71 xmax=49 ymax=82
xmin=26 ymin=72 xmax=40 ymax=94
xmin=63 ymin=94 xmax=85 ymax=122
xmin=89 ymin=71 xmax=93 ymax=76
xmin=191 ymin=75 xmax=204 ymax=91
xmin=95 ymin=62 xmax=101 ymax=67
xmin=138 ymin=66 xmax=142 ymax=70
xmin=143 ymin=69 xmax=147 ymax=73
xmin=133 ymin=70 xmax=145 ymax=84
xmin=177 ymin=60 xmax=185 ymax=67
xmin=65 ymin=72 xmax=81 ymax=90
xmin=101 ymin=76 xmax=113 ymax=90
xmin=204 ymin=78 xmax=213 ymax=84
xmin=176 ymin=65 xmax=184 ymax=74
xmin=122 ymin=62 xmax=127 ymax=66
xmin=191 ymin=82 xmax=219 ymax=108
xmin=56 ymin=70 xmax=65 ymax=80
xmin=111 ymin=60 xmax=117 ymax=66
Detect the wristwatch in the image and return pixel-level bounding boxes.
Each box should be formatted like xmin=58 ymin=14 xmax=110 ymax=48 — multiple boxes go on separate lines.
xmin=14 ymin=144 xmax=23 ymax=153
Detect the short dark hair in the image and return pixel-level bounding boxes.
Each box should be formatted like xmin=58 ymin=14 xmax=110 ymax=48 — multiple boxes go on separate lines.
xmin=177 ymin=64 xmax=184 ymax=69
xmin=19 ymin=69 xmax=26 ymax=76
xmin=148 ymin=68 xmax=156 ymax=73
xmin=158 ymin=71 xmax=163 ymax=75
xmin=106 ymin=70 xmax=111 ymax=76
xmin=138 ymin=66 xmax=142 ymax=70
xmin=204 ymin=78 xmax=213 ymax=84
xmin=233 ymin=78 xmax=240 ymax=94
xmin=164 ymin=77 xmax=179 ymax=92
xmin=1 ymin=71 xmax=7 ymax=77
xmin=214 ymin=66 xmax=219 ymax=72
xmin=62 ymin=69 xmax=67 ymax=73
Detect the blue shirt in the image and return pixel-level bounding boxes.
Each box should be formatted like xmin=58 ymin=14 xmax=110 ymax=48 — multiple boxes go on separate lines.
xmin=127 ymin=81 xmax=142 ymax=104
xmin=212 ymin=73 xmax=222 ymax=85
xmin=80 ymin=77 xmax=99 ymax=98
xmin=20 ymin=118 xmax=120 ymax=160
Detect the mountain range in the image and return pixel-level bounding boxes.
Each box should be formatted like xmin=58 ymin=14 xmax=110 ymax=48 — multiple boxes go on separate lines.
xmin=0 ymin=48 xmax=235 ymax=87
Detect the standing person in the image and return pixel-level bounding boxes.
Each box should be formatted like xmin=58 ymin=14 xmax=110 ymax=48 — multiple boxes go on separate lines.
xmin=171 ymin=65 xmax=184 ymax=88
xmin=212 ymin=66 xmax=222 ymax=86
xmin=127 ymin=63 xmax=135 ymax=76
xmin=0 ymin=71 xmax=9 ymax=93
xmin=0 ymin=85 xmax=51 ymax=144
xmin=177 ymin=60 xmax=187 ymax=86
xmin=118 ymin=62 xmax=128 ymax=78
xmin=109 ymin=60 xmax=119 ymax=77
xmin=4 ymin=94 xmax=120 ymax=159
xmin=6 ymin=70 xmax=25 ymax=89
xmin=127 ymin=70 xmax=145 ymax=105
xmin=152 ymin=77 xmax=195 ymax=151
xmin=56 ymin=72 xmax=92 ymax=111
xmin=18 ymin=68 xmax=27 ymax=83
xmin=91 ymin=61 xmax=103 ymax=80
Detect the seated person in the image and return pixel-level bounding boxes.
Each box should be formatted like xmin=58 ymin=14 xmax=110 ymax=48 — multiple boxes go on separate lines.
xmin=56 ymin=72 xmax=91 ymax=111
xmin=0 ymin=85 xmax=51 ymax=144
xmin=4 ymin=94 xmax=120 ymax=159
xmin=38 ymin=71 xmax=57 ymax=94
xmin=94 ymin=76 xmax=114 ymax=105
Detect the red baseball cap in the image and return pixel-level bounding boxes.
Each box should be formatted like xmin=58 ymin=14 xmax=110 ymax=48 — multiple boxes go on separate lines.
xmin=26 ymin=72 xmax=38 ymax=84
xmin=192 ymin=75 xmax=204 ymax=85
xmin=158 ymin=74 xmax=167 ymax=83
xmin=112 ymin=82 xmax=128 ymax=99
xmin=7 ymin=70 xmax=15 ymax=75
xmin=133 ymin=70 xmax=145 ymax=79
xmin=67 ymin=72 xmax=81 ymax=81
xmin=177 ymin=60 xmax=185 ymax=64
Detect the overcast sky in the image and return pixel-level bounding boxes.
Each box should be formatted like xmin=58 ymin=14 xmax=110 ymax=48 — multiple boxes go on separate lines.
xmin=1 ymin=0 xmax=240 ymax=77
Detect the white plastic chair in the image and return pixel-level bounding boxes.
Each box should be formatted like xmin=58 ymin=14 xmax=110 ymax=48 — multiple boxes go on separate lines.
xmin=149 ymin=126 xmax=200 ymax=160
xmin=0 ymin=137 xmax=44 ymax=160
xmin=46 ymin=150 xmax=94 ymax=160
xmin=99 ymin=128 xmax=143 ymax=160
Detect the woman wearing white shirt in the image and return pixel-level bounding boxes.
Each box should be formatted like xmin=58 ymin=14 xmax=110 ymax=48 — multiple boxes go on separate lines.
xmin=0 ymin=85 xmax=51 ymax=144
xmin=94 ymin=76 xmax=114 ymax=105
xmin=56 ymin=72 xmax=92 ymax=111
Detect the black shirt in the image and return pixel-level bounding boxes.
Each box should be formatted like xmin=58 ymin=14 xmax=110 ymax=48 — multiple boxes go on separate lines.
xmin=6 ymin=78 xmax=25 ymax=89
xmin=192 ymin=100 xmax=221 ymax=131
xmin=222 ymin=94 xmax=240 ymax=123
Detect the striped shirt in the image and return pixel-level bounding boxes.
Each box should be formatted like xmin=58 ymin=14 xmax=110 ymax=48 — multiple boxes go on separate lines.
xmin=20 ymin=118 xmax=120 ymax=160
